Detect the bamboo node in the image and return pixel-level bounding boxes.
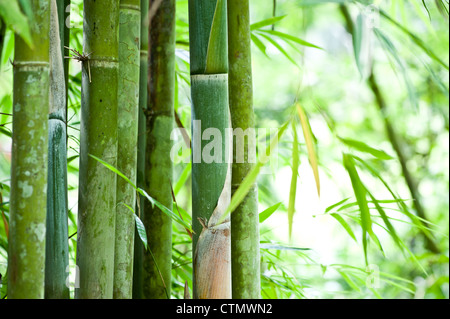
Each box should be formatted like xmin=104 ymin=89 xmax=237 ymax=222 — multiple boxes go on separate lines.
xmin=64 ymin=46 xmax=93 ymax=83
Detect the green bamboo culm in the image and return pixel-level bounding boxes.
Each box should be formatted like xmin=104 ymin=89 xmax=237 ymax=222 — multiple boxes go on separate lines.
xmin=132 ymin=0 xmax=148 ymax=300
xmin=45 ymin=0 xmax=69 ymax=299
xmin=189 ymin=0 xmax=232 ymax=299
xmin=133 ymin=0 xmax=148 ymax=299
xmin=113 ymin=0 xmax=141 ymax=299
xmin=142 ymin=0 xmax=175 ymax=299
xmin=8 ymin=0 xmax=50 ymax=299
xmin=75 ymin=0 xmax=120 ymax=299
xmin=227 ymin=0 xmax=261 ymax=299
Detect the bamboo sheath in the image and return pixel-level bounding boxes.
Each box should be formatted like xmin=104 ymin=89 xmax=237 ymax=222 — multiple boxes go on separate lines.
xmin=76 ymin=0 xmax=120 ymax=299
xmin=8 ymin=0 xmax=50 ymax=299
xmin=45 ymin=0 xmax=70 ymax=299
xmin=189 ymin=0 xmax=232 ymax=299
xmin=113 ymin=0 xmax=141 ymax=299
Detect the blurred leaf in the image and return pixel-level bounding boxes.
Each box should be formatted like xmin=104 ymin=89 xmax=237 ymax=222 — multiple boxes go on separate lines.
xmin=380 ymin=9 xmax=449 ymax=70
xmin=343 ymin=153 xmax=372 ymax=265
xmin=260 ymin=243 xmax=310 ymax=251
xmin=257 ymin=29 xmax=323 ymax=50
xmin=374 ymin=29 xmax=418 ymax=109
xmin=259 ymin=202 xmax=282 ymax=223
xmin=89 ymin=154 xmax=193 ymax=232
xmin=331 ymin=213 xmax=357 ymax=242
xmin=287 ymin=120 xmax=300 ymax=239
xmin=251 ymin=33 xmax=269 ymax=58
xmin=250 ymin=15 xmax=287 ymax=31
xmin=259 ymin=33 xmax=299 ymax=67
xmin=296 ymin=103 xmax=320 ymax=197
xmin=339 ymin=136 xmax=393 ymax=160
xmin=0 ymin=0 xmax=32 ymax=48
xmin=325 ymin=197 xmax=350 ymax=213
xmin=220 ymin=120 xmax=289 ymax=223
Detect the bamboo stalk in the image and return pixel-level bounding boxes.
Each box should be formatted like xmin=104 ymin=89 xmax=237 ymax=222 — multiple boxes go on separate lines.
xmin=189 ymin=0 xmax=232 ymax=299
xmin=8 ymin=0 xmax=50 ymax=299
xmin=132 ymin=0 xmax=148 ymax=300
xmin=45 ymin=0 xmax=70 ymax=299
xmin=227 ymin=0 xmax=261 ymax=299
xmin=75 ymin=0 xmax=120 ymax=299
xmin=142 ymin=0 xmax=175 ymax=299
xmin=113 ymin=0 xmax=141 ymax=299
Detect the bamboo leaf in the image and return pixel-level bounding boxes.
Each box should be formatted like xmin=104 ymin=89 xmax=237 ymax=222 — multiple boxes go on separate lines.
xmin=0 ymin=0 xmax=33 ymax=48
xmin=380 ymin=9 xmax=449 ymax=70
xmin=250 ymin=15 xmax=287 ymax=31
xmin=259 ymin=33 xmax=299 ymax=67
xmin=257 ymin=29 xmax=323 ymax=49
xmin=220 ymin=121 xmax=290 ymax=223
xmin=331 ymin=213 xmax=357 ymax=242
xmin=296 ymin=103 xmax=320 ymax=197
xmin=251 ymin=33 xmax=270 ymax=58
xmin=260 ymin=243 xmax=310 ymax=251
xmin=288 ymin=121 xmax=300 ymax=240
xmin=339 ymin=136 xmax=393 ymax=160
xmin=123 ymin=203 xmax=148 ymax=251
xmin=259 ymin=202 xmax=283 ymax=223
xmin=325 ymin=197 xmax=351 ymax=213
xmin=343 ymin=153 xmax=372 ymax=265
xmin=89 ymin=154 xmax=193 ymax=232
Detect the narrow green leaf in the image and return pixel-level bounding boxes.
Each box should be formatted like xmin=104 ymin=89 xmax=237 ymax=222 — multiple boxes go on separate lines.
xmin=89 ymin=154 xmax=193 ymax=233
xmin=380 ymin=9 xmax=449 ymax=70
xmin=257 ymin=29 xmax=323 ymax=49
xmin=259 ymin=33 xmax=299 ymax=67
xmin=325 ymin=197 xmax=351 ymax=213
xmin=331 ymin=213 xmax=357 ymax=242
xmin=339 ymin=136 xmax=393 ymax=160
xmin=250 ymin=15 xmax=287 ymax=31
xmin=260 ymin=243 xmax=310 ymax=251
xmin=259 ymin=202 xmax=283 ymax=223
xmin=343 ymin=153 xmax=372 ymax=265
xmin=296 ymin=103 xmax=320 ymax=197
xmin=251 ymin=33 xmax=270 ymax=58
xmin=288 ymin=121 xmax=300 ymax=239
xmin=220 ymin=121 xmax=290 ymax=223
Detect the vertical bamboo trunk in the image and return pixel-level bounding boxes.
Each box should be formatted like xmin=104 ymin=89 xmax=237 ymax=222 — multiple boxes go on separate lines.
xmin=189 ymin=0 xmax=232 ymax=299
xmin=75 ymin=0 xmax=120 ymax=299
xmin=8 ymin=0 xmax=50 ymax=299
xmin=113 ymin=0 xmax=141 ymax=299
xmin=142 ymin=0 xmax=175 ymax=299
xmin=227 ymin=0 xmax=260 ymax=299
xmin=45 ymin=0 xmax=70 ymax=299
xmin=132 ymin=0 xmax=148 ymax=300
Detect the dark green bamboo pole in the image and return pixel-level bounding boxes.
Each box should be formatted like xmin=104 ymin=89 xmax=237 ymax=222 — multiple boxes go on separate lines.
xmin=45 ymin=0 xmax=69 ymax=299
xmin=132 ymin=0 xmax=148 ymax=300
xmin=189 ymin=0 xmax=232 ymax=299
xmin=227 ymin=0 xmax=260 ymax=299
xmin=113 ymin=0 xmax=141 ymax=299
xmin=75 ymin=0 xmax=120 ymax=299
xmin=8 ymin=0 xmax=50 ymax=299
xmin=142 ymin=0 xmax=175 ymax=299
